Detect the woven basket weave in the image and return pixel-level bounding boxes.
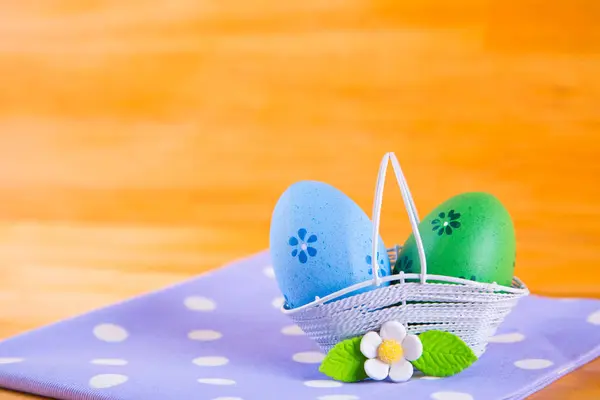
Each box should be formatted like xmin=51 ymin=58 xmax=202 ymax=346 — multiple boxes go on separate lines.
xmin=282 ymin=152 xmax=529 ymax=357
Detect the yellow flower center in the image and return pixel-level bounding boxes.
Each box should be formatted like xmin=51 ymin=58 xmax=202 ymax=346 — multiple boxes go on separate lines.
xmin=377 ymin=339 xmax=403 ymax=364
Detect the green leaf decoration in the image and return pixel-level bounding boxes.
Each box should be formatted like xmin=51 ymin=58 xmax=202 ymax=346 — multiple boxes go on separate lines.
xmin=319 ymin=336 xmax=368 ymax=382
xmin=411 ymin=330 xmax=478 ymax=377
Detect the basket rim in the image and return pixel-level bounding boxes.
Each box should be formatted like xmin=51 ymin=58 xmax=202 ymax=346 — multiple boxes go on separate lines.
xmin=281 ymin=272 xmax=529 ymax=315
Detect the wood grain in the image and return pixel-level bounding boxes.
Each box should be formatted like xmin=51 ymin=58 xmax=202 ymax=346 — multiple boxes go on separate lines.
xmin=0 ymin=0 xmax=598 ymax=398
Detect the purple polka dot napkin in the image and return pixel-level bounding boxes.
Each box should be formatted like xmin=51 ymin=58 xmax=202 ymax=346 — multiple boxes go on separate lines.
xmin=0 ymin=251 xmax=598 ymax=400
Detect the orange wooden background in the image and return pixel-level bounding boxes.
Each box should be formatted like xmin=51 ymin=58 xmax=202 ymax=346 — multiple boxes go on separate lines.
xmin=0 ymin=0 xmax=599 ymax=398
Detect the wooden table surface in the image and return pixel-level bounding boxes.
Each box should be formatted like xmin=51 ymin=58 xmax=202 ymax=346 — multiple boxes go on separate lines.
xmin=0 ymin=0 xmax=599 ymax=398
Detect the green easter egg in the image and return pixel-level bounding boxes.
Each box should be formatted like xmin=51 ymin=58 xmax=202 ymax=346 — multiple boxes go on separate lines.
xmin=394 ymin=192 xmax=516 ymax=287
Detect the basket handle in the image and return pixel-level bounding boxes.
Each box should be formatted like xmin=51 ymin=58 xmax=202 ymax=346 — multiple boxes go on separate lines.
xmin=370 ymin=152 xmax=428 ymax=285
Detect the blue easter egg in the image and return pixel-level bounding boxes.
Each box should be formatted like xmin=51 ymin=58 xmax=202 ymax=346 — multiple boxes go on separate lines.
xmin=269 ymin=180 xmax=391 ymax=309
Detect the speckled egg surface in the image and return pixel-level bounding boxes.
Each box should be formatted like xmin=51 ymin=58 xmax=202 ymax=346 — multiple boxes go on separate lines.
xmin=395 ymin=192 xmax=516 ymax=287
xmin=269 ymin=180 xmax=391 ymax=309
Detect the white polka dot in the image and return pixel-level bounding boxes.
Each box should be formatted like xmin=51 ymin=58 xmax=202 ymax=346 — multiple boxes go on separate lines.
xmin=263 ymin=266 xmax=275 ymax=278
xmin=304 ymin=380 xmax=343 ymax=388
xmin=430 ymin=392 xmax=474 ymax=400
xmin=317 ymin=396 xmax=359 ymax=400
xmin=587 ymin=310 xmax=600 ymax=325
xmin=488 ymin=332 xmax=525 ymax=343
xmin=412 ymin=371 xmax=441 ymax=380
xmin=293 ymin=351 xmax=325 ymax=364
xmin=197 ymin=378 xmax=236 ymax=385
xmin=90 ymin=358 xmax=128 ymax=366
xmin=0 ymin=358 xmax=24 ymax=364
xmin=89 ymin=374 xmax=129 ymax=389
xmin=193 ymin=356 xmax=229 ymax=366
xmin=188 ymin=330 xmax=222 ymax=341
xmin=281 ymin=325 xmax=304 ymax=336
xmin=514 ymin=359 xmax=554 ymax=370
xmin=93 ymin=324 xmax=128 ymax=342
xmin=184 ymin=296 xmax=216 ymax=311
xmin=212 ymin=398 xmax=243 ymax=400
xmin=272 ymin=297 xmax=285 ymax=309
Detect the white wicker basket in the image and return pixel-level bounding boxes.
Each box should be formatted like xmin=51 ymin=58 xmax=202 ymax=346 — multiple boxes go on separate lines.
xmin=281 ymin=152 xmax=529 ymax=358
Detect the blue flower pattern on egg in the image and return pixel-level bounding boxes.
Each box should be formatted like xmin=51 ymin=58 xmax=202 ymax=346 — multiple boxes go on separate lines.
xmin=269 ymin=180 xmax=391 ymax=309
xmin=366 ymin=253 xmax=388 ymax=278
xmin=288 ymin=228 xmax=318 ymax=264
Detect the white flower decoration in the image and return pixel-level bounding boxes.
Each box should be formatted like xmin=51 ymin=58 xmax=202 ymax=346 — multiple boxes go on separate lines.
xmin=360 ymin=321 xmax=423 ymax=382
